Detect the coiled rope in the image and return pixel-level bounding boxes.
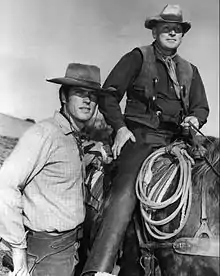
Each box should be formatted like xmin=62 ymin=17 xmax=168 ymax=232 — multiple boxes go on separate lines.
xmin=136 ymin=142 xmax=195 ymax=240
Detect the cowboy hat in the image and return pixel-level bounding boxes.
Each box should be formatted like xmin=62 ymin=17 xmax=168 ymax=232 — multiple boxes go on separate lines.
xmin=47 ymin=63 xmax=102 ymax=90
xmin=144 ymin=4 xmax=191 ymax=34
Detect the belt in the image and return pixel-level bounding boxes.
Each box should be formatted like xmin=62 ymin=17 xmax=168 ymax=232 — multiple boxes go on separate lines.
xmin=2 ymin=225 xmax=83 ymax=273
xmin=26 ymin=223 xmax=83 ymax=240
xmin=26 ymin=224 xmax=83 ymax=264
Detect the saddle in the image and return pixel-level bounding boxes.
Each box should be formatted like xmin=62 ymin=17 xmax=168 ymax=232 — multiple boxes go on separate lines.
xmin=134 ymin=140 xmax=219 ymax=275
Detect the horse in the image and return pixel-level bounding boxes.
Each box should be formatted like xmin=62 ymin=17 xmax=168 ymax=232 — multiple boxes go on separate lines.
xmin=148 ymin=136 xmax=220 ymax=276
xmin=79 ymin=135 xmax=219 ymax=276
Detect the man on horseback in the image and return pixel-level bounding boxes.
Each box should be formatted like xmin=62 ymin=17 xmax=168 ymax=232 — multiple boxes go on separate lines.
xmin=82 ymin=4 xmax=209 ymax=276
xmin=0 ymin=63 xmax=107 ymax=276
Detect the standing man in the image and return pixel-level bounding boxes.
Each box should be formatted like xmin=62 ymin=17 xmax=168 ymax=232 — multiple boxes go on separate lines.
xmin=82 ymin=4 xmax=209 ymax=276
xmin=0 ymin=63 xmax=104 ymax=276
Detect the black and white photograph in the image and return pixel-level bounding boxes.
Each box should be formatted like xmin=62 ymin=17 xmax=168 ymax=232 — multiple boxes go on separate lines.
xmin=0 ymin=1 xmax=219 ymax=276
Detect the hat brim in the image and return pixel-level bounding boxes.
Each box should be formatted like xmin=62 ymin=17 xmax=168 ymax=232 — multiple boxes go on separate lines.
xmin=46 ymin=77 xmax=117 ymax=92
xmin=145 ymin=16 xmax=191 ymax=33
xmin=46 ymin=77 xmax=102 ymax=90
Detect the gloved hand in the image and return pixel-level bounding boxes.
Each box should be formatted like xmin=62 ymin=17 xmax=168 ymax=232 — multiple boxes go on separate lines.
xmin=181 ymin=116 xmax=199 ymax=129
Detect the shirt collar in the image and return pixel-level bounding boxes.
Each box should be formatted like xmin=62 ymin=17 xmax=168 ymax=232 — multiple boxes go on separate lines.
xmin=53 ymin=111 xmax=80 ymax=135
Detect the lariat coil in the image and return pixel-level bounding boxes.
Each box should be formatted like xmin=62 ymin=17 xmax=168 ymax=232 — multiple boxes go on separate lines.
xmin=136 ymin=142 xmax=194 ymax=240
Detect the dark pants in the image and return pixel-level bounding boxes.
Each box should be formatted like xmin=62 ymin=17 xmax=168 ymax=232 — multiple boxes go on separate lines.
xmin=82 ymin=124 xmax=178 ymax=275
xmin=118 ymin=126 xmax=177 ymax=276
xmin=27 ymin=227 xmax=82 ymax=276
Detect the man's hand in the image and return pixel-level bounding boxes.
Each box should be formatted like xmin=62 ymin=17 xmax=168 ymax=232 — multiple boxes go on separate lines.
xmin=181 ymin=116 xmax=199 ymax=129
xmin=8 ymin=248 xmax=30 ymax=276
xmin=112 ymin=126 xmax=136 ymax=159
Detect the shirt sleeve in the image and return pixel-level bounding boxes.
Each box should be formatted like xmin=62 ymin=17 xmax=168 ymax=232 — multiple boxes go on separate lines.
xmin=99 ymin=49 xmax=143 ymax=131
xmin=188 ymin=66 xmax=210 ymax=128
xmin=0 ymin=123 xmax=53 ymax=248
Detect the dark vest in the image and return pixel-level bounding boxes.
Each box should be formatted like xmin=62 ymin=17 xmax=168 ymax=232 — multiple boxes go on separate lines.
xmin=124 ymin=45 xmax=193 ymax=129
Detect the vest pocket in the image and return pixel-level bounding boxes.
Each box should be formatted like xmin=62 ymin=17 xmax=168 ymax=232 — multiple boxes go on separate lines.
xmin=125 ymin=99 xmax=147 ymax=115
xmin=124 ymin=99 xmax=160 ymax=129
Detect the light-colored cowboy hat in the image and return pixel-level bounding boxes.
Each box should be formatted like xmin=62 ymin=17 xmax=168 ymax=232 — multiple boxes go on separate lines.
xmin=144 ymin=4 xmax=191 ymax=34
xmin=47 ymin=63 xmax=116 ymax=92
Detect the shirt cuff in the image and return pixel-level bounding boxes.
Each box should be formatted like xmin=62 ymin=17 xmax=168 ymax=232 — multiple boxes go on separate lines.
xmin=113 ymin=121 xmax=126 ymax=132
xmin=1 ymin=231 xmax=28 ymax=249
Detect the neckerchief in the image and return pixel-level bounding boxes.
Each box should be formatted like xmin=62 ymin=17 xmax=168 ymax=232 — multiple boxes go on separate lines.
xmin=154 ymin=42 xmax=181 ymax=99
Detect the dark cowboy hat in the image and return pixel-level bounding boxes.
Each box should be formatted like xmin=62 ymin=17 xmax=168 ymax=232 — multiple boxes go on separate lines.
xmin=47 ymin=63 xmax=116 ymax=92
xmin=144 ymin=4 xmax=191 ymax=34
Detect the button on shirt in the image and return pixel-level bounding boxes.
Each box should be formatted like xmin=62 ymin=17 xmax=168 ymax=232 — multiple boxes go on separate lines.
xmin=0 ymin=111 xmax=85 ymax=248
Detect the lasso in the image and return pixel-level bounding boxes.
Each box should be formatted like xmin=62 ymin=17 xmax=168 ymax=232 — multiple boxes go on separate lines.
xmin=136 ymin=142 xmax=194 ymax=240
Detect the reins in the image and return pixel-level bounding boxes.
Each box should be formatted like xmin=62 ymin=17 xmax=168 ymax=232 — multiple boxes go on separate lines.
xmin=188 ymin=121 xmax=213 ymax=144
xmin=188 ymin=121 xmax=220 ymax=178
xmin=204 ymin=156 xmax=220 ymax=178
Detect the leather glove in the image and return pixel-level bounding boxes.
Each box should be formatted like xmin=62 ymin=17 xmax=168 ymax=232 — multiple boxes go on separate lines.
xmin=181 ymin=116 xmax=199 ymax=129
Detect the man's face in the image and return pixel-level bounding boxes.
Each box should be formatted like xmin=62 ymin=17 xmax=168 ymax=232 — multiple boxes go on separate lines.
xmin=153 ymin=22 xmax=183 ymax=50
xmin=65 ymin=87 xmax=98 ymax=125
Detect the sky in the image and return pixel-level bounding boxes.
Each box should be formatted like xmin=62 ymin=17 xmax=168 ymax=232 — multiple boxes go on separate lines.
xmin=0 ymin=0 xmax=219 ymax=136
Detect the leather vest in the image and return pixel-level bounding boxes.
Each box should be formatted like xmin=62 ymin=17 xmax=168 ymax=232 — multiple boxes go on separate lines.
xmin=124 ymin=45 xmax=193 ymax=129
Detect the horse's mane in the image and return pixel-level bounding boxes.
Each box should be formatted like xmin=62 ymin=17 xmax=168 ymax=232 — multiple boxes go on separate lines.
xmin=192 ymin=136 xmax=220 ymax=187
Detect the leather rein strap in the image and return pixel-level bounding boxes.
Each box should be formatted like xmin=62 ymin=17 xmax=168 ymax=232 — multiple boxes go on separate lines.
xmin=188 ymin=121 xmax=220 ymax=178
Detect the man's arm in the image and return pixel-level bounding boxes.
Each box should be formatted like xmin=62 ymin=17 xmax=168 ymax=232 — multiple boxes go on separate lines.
xmin=187 ymin=66 xmax=209 ymax=128
xmin=0 ymin=123 xmax=54 ymax=275
xmin=99 ymin=49 xmax=143 ymax=131
xmin=0 ymin=123 xmax=53 ymax=248
xmin=99 ymin=49 xmax=143 ymax=158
